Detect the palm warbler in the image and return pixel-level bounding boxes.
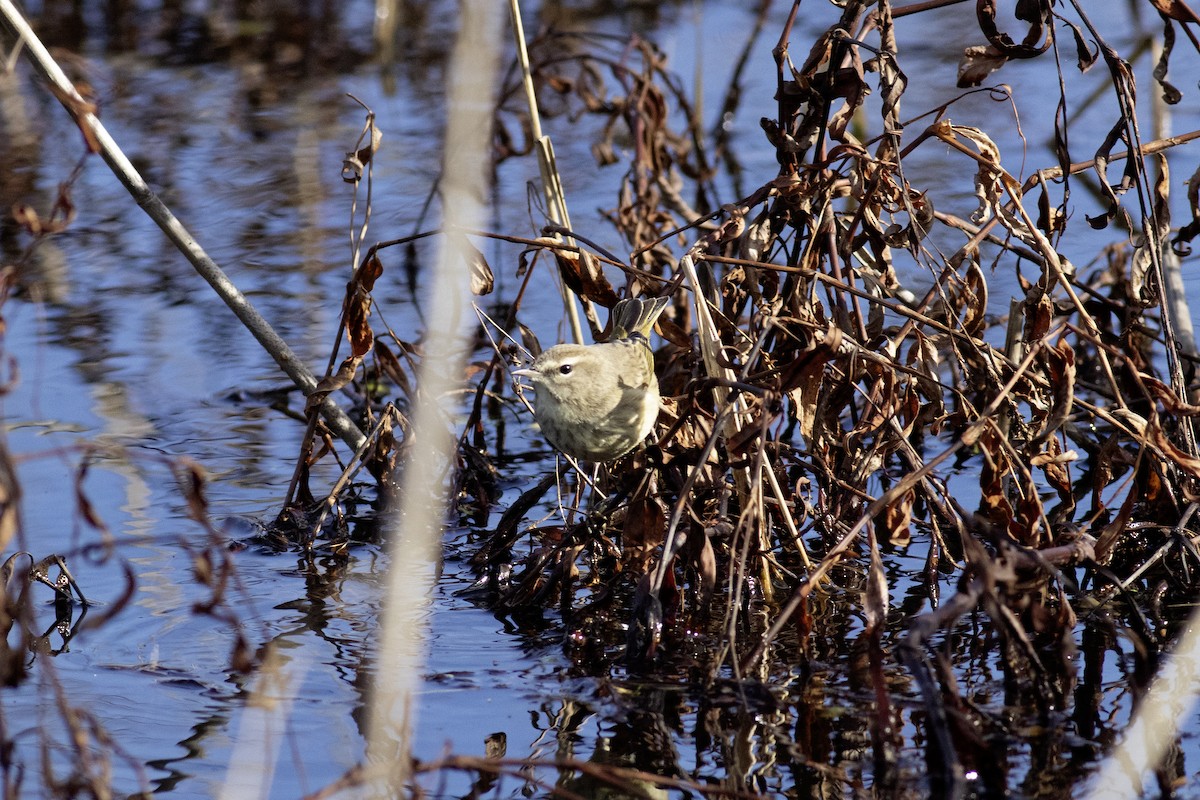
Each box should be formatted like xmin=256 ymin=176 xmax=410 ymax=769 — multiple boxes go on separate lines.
xmin=515 ymin=296 xmax=669 ymax=462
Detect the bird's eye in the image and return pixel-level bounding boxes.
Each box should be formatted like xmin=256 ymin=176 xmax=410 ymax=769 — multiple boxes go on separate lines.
xmin=559 ymin=364 xmax=573 ymax=375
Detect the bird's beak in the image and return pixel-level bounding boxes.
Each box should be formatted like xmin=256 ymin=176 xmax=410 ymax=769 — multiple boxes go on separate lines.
xmin=512 ymin=367 xmax=534 ymax=379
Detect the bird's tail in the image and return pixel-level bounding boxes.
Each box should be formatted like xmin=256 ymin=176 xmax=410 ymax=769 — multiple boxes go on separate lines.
xmin=609 ymin=296 xmax=670 ymax=341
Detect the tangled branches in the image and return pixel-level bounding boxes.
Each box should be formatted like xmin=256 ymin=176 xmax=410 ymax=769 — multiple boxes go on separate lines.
xmin=449 ymin=2 xmax=1200 ymax=787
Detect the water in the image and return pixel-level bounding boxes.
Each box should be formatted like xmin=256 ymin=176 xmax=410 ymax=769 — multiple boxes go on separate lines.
xmin=2 ymin=1 xmax=1200 ymax=797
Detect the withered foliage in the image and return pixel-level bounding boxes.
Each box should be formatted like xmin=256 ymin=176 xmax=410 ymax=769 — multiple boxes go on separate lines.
xmin=275 ymin=1 xmax=1200 ymax=794
xmin=6 ymin=0 xmax=1200 ymax=794
xmin=455 ymin=2 xmax=1198 ymax=792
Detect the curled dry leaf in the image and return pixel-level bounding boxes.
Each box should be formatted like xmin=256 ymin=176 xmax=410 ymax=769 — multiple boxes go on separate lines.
xmin=1024 ymin=294 xmax=1054 ymax=342
xmin=1029 ymin=340 xmax=1075 ymax=447
xmin=881 ymin=489 xmax=915 ymax=549
xmin=1150 ymin=0 xmax=1200 ymax=22
xmin=553 ymin=248 xmax=620 ymax=308
xmin=345 ymin=255 xmax=383 ymax=360
xmin=1031 ymin=436 xmax=1075 ymax=511
xmin=12 ymin=182 xmax=76 ymax=236
xmin=342 ymin=121 xmax=383 ymax=183
xmin=778 ymin=326 xmax=839 ymax=442
xmin=1037 ymin=185 xmax=1066 ymax=235
xmin=1129 ymin=159 xmax=1170 ymax=306
xmin=1143 ymin=374 xmax=1200 ymax=415
xmin=958 ymin=44 xmax=1009 ymax=87
xmin=907 ymin=332 xmax=946 ymax=431
xmin=976 ymin=0 xmax=1052 ymax=59
xmin=1086 ymin=114 xmax=1140 ymax=230
xmin=654 ymin=315 xmax=690 ymax=349
xmin=457 ymin=236 xmax=494 ymax=296
xmin=828 ymin=58 xmax=870 ymax=142
xmin=1147 ymin=415 xmax=1200 ymax=482
xmin=373 ymin=339 xmax=415 ymax=400
xmin=1151 ymin=15 xmax=1182 ymax=105
xmin=960 ymin=258 xmax=989 ymax=337
xmin=943 ymin=123 xmax=1005 ymax=225
xmin=1171 ymin=162 xmax=1200 ymax=256
xmin=308 ymin=359 xmax=361 ymax=412
xmin=1058 ymin=15 xmax=1099 ymax=72
xmin=853 ymin=363 xmax=898 ymax=439
xmin=623 ymin=492 xmax=666 ymax=569
xmin=308 ymin=255 xmax=383 ymax=412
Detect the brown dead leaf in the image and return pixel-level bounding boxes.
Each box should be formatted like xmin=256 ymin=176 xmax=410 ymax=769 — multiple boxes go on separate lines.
xmin=1023 ymin=295 xmax=1054 ymax=342
xmin=779 ymin=334 xmax=836 ymax=441
xmin=344 ymin=255 xmax=382 ymax=359
xmin=1151 ymin=13 xmax=1183 ymax=104
xmin=828 ymin=59 xmax=870 ymax=142
xmin=1142 ymin=374 xmax=1200 ymax=415
xmin=1147 ymin=414 xmax=1200 ymax=479
xmin=1172 ymin=162 xmax=1200 ymax=256
xmin=977 ymin=427 xmax=1015 ymax=528
xmin=1029 ymin=339 xmax=1075 ymax=446
xmin=1087 ymin=115 xmax=1139 ymax=230
xmin=1031 ymin=436 xmax=1075 ymax=512
xmin=1058 ymin=15 xmax=1099 ymax=72
xmin=881 ymin=488 xmax=914 ymax=548
xmin=961 ymin=258 xmax=989 ymax=337
xmin=655 ymin=316 xmax=690 ymax=349
xmin=1150 ymin=0 xmax=1200 ymax=22
xmin=623 ymin=492 xmax=665 ymax=569
xmin=12 ymin=184 xmax=77 ymax=237
xmin=906 ymin=331 xmax=946 ymax=423
xmin=957 ymin=44 xmax=1009 ymax=87
xmin=553 ymin=248 xmax=621 ymax=308
xmin=1130 ymin=158 xmax=1170 ymax=306
xmin=374 ymin=339 xmax=414 ymax=400
xmin=308 ymin=357 xmax=362 ymax=412
xmin=976 ymin=0 xmax=1052 ymax=58
xmin=465 ymin=241 xmax=495 ymax=296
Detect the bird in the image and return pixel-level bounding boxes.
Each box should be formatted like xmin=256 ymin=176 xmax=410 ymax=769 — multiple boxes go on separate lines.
xmin=514 ymin=296 xmax=670 ymax=463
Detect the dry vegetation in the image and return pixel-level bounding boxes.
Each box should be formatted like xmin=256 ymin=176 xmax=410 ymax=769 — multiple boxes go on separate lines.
xmin=6 ymin=0 xmax=1200 ymax=796
xmin=298 ymin=1 xmax=1200 ymax=795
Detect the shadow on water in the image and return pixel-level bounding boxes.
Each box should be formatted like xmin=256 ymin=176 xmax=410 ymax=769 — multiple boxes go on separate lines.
xmin=1 ymin=1 xmax=1199 ymax=798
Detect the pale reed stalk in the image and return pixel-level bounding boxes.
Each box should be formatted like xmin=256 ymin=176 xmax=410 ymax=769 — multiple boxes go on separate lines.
xmin=1082 ymin=603 xmax=1200 ymax=799
xmin=364 ymin=1 xmax=502 ymax=794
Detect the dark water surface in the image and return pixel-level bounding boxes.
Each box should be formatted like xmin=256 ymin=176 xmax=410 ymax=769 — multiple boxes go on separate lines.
xmin=3 ymin=1 xmax=1200 ymax=798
